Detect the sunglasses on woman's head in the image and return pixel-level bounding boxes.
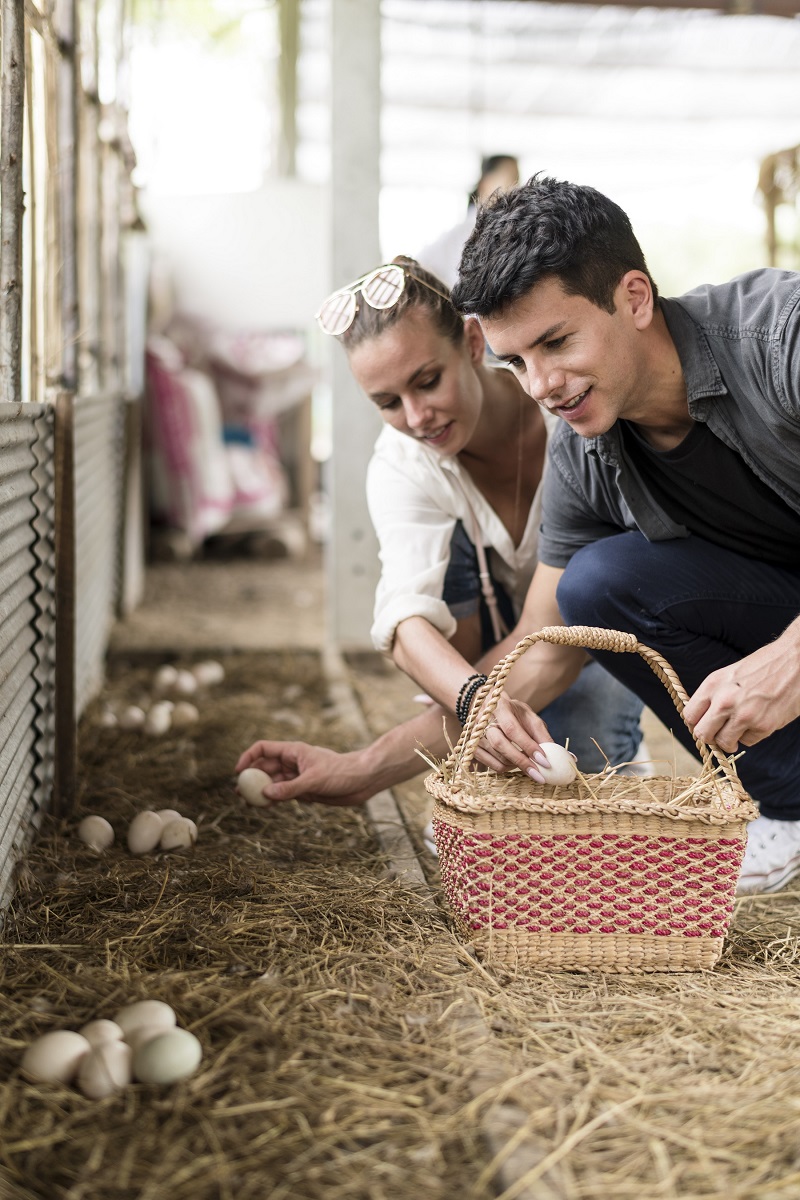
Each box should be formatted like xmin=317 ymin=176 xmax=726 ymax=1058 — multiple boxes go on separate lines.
xmin=315 ymin=264 xmax=451 ymax=336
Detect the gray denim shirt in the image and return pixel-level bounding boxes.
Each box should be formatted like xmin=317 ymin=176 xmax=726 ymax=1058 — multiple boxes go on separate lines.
xmin=537 ymin=268 xmax=800 ymax=568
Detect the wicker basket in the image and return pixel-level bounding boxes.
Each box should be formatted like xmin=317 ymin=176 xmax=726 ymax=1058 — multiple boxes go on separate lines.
xmin=424 ymin=626 xmax=758 ymax=973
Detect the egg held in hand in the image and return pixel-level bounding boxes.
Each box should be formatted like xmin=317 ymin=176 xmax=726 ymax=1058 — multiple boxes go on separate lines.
xmin=237 ymin=767 xmax=273 ymax=807
xmin=537 ymin=742 xmax=578 ymax=787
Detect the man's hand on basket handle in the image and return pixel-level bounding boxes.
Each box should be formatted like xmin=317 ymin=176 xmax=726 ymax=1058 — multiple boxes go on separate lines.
xmin=684 ymin=617 xmax=800 ymax=752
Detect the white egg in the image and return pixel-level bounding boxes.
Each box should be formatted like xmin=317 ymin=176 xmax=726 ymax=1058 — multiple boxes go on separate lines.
xmin=171 ymin=701 xmax=199 ymax=728
xmin=77 ymin=1040 xmax=132 ymax=1099
xmin=173 ymin=670 xmax=198 ymax=697
xmin=237 ymin=768 xmax=272 ymax=807
xmin=78 ymin=1019 xmax=124 ymax=1049
xmin=192 ymin=660 xmax=225 ymax=687
xmin=132 ymin=1028 xmax=202 ymax=1085
xmin=144 ymin=702 xmax=172 ymax=736
xmin=156 ymin=808 xmax=183 ymax=825
xmin=77 ymin=815 xmax=115 ymax=851
xmin=126 ymin=811 xmax=164 ymax=855
xmin=538 ymin=742 xmax=579 ymax=787
xmin=125 ymin=1024 xmax=167 ymax=1053
xmin=113 ymin=999 xmax=176 ymax=1040
xmin=154 ymin=664 xmax=179 ymax=694
xmin=159 ymin=818 xmax=198 ymax=852
xmin=99 ymin=710 xmax=118 ymax=728
xmin=21 ymin=1030 xmax=90 ymax=1084
xmin=119 ymin=705 xmax=146 ymax=730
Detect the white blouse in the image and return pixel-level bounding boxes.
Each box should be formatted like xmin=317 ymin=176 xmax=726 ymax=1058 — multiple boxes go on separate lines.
xmin=366 ymin=420 xmax=552 ymax=653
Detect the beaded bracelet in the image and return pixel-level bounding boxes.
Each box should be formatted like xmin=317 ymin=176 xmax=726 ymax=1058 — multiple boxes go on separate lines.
xmin=455 ymin=673 xmax=482 ymax=722
xmin=455 ymin=672 xmax=488 ymax=725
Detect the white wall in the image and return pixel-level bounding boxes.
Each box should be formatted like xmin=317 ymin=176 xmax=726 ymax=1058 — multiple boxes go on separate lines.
xmin=140 ymin=179 xmax=328 ymax=332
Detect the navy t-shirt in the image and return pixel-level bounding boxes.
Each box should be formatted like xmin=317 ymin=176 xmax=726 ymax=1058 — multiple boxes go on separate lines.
xmin=620 ymin=419 xmax=800 ymax=565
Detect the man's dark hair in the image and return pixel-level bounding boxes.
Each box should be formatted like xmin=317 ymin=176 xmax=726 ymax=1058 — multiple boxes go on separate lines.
xmin=451 ymin=174 xmax=659 ymax=317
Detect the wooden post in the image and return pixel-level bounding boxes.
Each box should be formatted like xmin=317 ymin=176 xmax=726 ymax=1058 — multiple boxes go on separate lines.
xmin=78 ymin=0 xmax=102 ymax=395
xmin=102 ymin=0 xmax=126 ymax=396
xmin=0 ymin=0 xmax=25 ymax=405
xmin=54 ymin=0 xmax=79 ymax=392
xmin=327 ymin=0 xmax=382 ymax=648
xmin=53 ymin=392 xmax=76 ymax=815
xmin=277 ymin=0 xmax=299 ymax=178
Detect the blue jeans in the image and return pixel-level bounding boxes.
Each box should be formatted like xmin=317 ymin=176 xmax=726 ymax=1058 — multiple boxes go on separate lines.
xmin=556 ymin=531 xmax=800 ymax=819
xmin=442 ymin=521 xmax=644 ymax=773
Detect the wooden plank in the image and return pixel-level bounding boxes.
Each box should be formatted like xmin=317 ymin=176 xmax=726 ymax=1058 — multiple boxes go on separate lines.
xmin=53 ymin=392 xmax=76 ymax=816
xmin=0 ymin=0 xmax=25 ymax=405
xmin=276 ymin=0 xmax=299 ymax=177
xmin=323 ymin=646 xmax=567 ymax=1200
xmin=54 ymin=0 xmax=79 ymax=391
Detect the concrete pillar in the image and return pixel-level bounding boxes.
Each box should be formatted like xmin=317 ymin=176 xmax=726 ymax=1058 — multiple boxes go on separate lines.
xmin=326 ymin=0 xmax=381 ymax=648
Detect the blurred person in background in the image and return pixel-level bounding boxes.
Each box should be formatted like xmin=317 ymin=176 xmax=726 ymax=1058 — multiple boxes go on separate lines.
xmin=416 ymin=155 xmax=520 ymax=289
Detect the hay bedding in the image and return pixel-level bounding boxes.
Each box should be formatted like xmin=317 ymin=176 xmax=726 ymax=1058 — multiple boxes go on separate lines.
xmin=1 ymin=652 xmax=490 ymax=1200
xmin=2 ymin=650 xmax=800 ymax=1199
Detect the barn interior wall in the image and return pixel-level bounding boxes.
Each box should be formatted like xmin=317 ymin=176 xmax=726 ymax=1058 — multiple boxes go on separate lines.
xmin=140 ymin=181 xmax=329 ymax=333
xmin=0 ymin=0 xmax=142 ymax=897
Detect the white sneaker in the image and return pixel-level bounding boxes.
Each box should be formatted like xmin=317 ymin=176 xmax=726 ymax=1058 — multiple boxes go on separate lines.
xmin=422 ymin=820 xmax=437 ymax=857
xmin=736 ymin=814 xmax=800 ymax=895
xmin=617 ymin=737 xmax=656 ymax=779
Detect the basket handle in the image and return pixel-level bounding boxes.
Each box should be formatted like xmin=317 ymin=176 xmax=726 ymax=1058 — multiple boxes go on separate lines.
xmin=450 ymin=624 xmax=739 ymax=785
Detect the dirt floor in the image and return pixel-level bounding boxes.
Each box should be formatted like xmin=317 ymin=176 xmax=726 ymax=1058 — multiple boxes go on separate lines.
xmin=3 ymin=553 xmax=800 ymax=1200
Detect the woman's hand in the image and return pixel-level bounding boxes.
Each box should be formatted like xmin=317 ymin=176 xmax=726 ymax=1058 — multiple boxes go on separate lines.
xmin=470 ymin=692 xmax=554 ymax=780
xmin=234 ymin=741 xmax=375 ymax=807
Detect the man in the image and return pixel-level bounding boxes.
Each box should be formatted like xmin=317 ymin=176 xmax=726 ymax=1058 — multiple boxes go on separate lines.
xmin=449 ymin=175 xmax=800 ymax=894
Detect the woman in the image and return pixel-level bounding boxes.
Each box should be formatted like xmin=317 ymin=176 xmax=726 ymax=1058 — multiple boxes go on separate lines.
xmin=235 ymin=258 xmax=644 ymax=807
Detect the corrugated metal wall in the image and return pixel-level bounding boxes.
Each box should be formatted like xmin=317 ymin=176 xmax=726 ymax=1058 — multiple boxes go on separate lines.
xmin=0 ymin=403 xmax=56 ymax=906
xmin=73 ymin=395 xmax=125 ymax=719
xmin=0 ymin=0 xmax=140 ymax=903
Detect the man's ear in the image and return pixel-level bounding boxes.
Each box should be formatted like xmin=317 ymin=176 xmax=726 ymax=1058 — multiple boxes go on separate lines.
xmin=464 ymin=315 xmax=487 ymax=363
xmin=619 ymin=270 xmax=655 ymax=330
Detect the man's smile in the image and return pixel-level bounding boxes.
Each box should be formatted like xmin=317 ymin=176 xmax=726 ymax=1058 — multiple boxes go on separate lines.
xmin=550 ymin=387 xmax=591 ymax=418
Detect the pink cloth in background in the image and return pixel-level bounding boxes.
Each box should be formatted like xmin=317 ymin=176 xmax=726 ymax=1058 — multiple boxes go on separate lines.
xmin=144 ymin=333 xmax=290 ymax=547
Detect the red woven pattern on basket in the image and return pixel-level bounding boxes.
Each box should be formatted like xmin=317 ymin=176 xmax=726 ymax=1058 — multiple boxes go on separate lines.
xmin=433 ymin=821 xmax=742 ymax=937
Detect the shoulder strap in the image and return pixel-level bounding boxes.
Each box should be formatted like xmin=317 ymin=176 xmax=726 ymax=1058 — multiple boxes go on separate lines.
xmin=453 ymin=475 xmax=510 ymax=645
